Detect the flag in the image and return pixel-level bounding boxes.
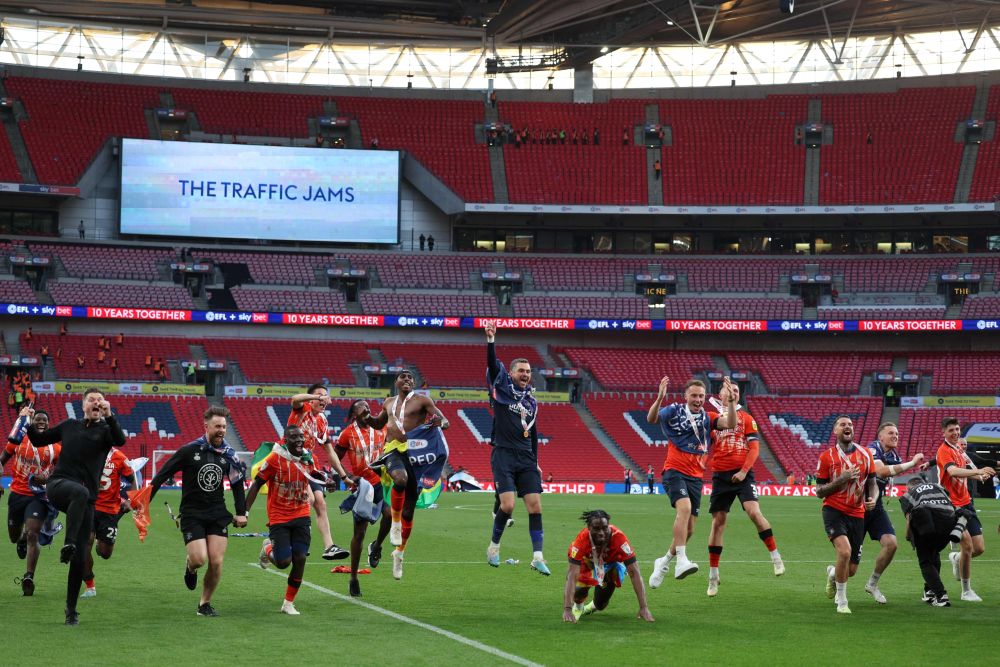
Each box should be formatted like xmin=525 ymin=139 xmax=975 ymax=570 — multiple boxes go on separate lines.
xmin=127 ymin=485 xmax=152 ymax=542
xmin=250 ymin=442 xmax=277 ymax=495
xmin=381 ymin=424 xmax=449 ymax=510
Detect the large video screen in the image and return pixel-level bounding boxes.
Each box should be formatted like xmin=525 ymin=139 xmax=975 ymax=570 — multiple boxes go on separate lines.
xmin=119 ymin=139 xmax=400 ymax=243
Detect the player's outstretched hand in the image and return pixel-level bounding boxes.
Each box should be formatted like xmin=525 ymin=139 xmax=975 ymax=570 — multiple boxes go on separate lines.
xmin=484 ymin=320 xmax=497 ymax=342
xmin=637 ymin=607 xmax=655 ymax=623
xmin=563 ymin=609 xmax=577 ymax=623
xmin=656 ymin=376 xmax=669 ymax=398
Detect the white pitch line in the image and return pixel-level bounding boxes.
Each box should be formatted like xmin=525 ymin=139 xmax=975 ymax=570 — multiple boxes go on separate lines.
xmin=254 ymin=565 xmax=543 ymax=667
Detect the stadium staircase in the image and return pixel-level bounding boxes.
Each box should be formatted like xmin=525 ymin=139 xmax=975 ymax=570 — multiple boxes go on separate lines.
xmin=803 ymin=98 xmax=822 ymax=205
xmin=645 ymin=104 xmax=663 ymax=205
xmin=0 ymin=78 xmax=37 ymax=182
xmin=484 ymin=104 xmax=509 ymax=204
xmin=954 ymin=82 xmax=992 ymax=202
xmin=573 ymin=402 xmax=640 ymax=477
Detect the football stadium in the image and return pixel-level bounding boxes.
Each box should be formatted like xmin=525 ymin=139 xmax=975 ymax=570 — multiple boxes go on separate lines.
xmin=1 ymin=0 xmax=1000 ymax=664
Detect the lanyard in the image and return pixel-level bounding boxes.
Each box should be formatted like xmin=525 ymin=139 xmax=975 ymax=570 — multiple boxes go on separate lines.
xmin=683 ymin=405 xmax=706 ymax=451
xmin=516 ymin=400 xmax=537 ymax=438
xmin=389 ymin=392 xmax=414 ymax=432
xmin=589 ymin=534 xmax=606 ymax=583
xmin=352 ymin=422 xmax=377 ymax=466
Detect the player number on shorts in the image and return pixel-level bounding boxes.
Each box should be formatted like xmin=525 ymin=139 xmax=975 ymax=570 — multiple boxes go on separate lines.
xmin=106 ymin=526 xmax=117 ymax=541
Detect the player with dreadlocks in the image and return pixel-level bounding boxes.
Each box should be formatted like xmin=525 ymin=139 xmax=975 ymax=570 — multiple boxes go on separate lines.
xmin=562 ymin=509 xmax=654 ymax=623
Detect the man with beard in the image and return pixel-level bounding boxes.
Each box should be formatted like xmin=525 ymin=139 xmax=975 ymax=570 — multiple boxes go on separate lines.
xmin=149 ymin=406 xmax=247 ymax=617
xmin=816 ymin=416 xmax=877 ymax=614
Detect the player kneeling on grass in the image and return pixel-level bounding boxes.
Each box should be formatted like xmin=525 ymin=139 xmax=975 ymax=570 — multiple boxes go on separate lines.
xmin=562 ymin=510 xmax=654 ymax=624
xmin=246 ymin=426 xmax=317 ymax=616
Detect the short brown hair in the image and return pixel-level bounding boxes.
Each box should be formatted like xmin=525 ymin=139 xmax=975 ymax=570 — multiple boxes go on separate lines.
xmin=83 ymin=387 xmax=103 ymax=400
xmin=941 ymin=417 xmax=960 ymax=430
xmin=876 ymin=422 xmax=897 ymax=436
xmin=203 ymin=405 xmax=230 ymax=422
xmin=510 ymin=358 xmax=531 ymax=369
xmin=683 ymin=379 xmax=706 ymax=392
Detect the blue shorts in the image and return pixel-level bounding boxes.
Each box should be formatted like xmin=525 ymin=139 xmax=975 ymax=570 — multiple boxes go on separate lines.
xmin=662 ymin=469 xmax=703 ymax=516
xmin=491 ymin=447 xmax=542 ymax=497
xmin=864 ymin=504 xmax=896 ymax=541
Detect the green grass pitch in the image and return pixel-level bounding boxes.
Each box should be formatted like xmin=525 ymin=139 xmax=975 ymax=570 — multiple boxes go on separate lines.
xmin=2 ymin=490 xmax=995 ymax=666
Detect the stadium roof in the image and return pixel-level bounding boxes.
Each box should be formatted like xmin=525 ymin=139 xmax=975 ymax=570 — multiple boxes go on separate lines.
xmin=1 ymin=0 xmax=997 ymax=51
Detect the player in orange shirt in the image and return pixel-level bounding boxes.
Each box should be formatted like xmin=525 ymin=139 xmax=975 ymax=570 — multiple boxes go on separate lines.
xmin=562 ymin=510 xmax=653 ymax=624
xmin=328 ymin=400 xmax=392 ymax=598
xmin=705 ymin=384 xmax=783 ymax=598
xmin=936 ymin=417 xmax=996 ymax=602
xmin=288 ymin=383 xmax=348 ymax=561
xmin=646 ymin=377 xmax=736 ymax=588
xmin=816 ymin=416 xmax=877 ymax=614
xmin=246 ymin=425 xmax=316 ymax=615
xmin=2 ymin=406 xmax=60 ymax=596
xmin=80 ymin=447 xmax=135 ymax=598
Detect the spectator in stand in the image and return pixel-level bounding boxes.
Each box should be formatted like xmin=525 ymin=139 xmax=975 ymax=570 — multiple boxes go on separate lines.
xmin=647 ymin=464 xmax=655 ymax=494
xmin=110 ymin=358 xmax=118 ymax=376
xmin=152 ymin=358 xmax=162 ymax=375
xmin=571 ymin=129 xmax=578 ymax=145
xmin=489 ymin=90 xmax=497 ymax=107
xmin=78 ymin=221 xmax=85 ymax=239
xmin=25 ymin=327 xmax=32 ymax=342
xmin=795 ymin=127 xmax=803 ymax=145
xmin=76 ymin=354 xmax=85 ymax=369
xmin=315 ymin=134 xmax=324 ymax=148
xmin=59 ymin=322 xmax=67 ymax=336
xmin=145 ymin=354 xmax=152 ymax=369
xmin=40 ymin=344 xmax=48 ymax=366
xmin=514 ymin=131 xmax=522 ymax=149
xmin=622 ymin=127 xmax=629 ymax=145
xmin=582 ymin=129 xmax=589 ymax=145
xmin=186 ymin=363 xmax=196 ymax=385
xmin=55 ymin=347 xmax=61 ymax=361
xmin=159 ymin=364 xmax=168 ymax=382
xmin=559 ymin=130 xmax=566 ymax=144
xmin=97 ymin=349 xmax=106 ymax=364
xmin=115 ymin=333 xmax=124 ymax=347
xmin=654 ymin=159 xmax=661 ymax=180
xmin=593 ymin=128 xmax=599 ymax=145
xmin=97 ymin=336 xmax=106 ymax=350
xmin=866 ymin=131 xmax=873 ymax=145
xmin=427 ymin=235 xmax=435 ymax=252
xmin=419 ymin=234 xmax=426 ymax=251
xmin=370 ymin=137 xmax=379 ymax=149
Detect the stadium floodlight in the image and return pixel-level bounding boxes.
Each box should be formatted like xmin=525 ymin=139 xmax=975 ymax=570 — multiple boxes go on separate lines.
xmin=780 ymin=0 xmax=794 ymax=13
